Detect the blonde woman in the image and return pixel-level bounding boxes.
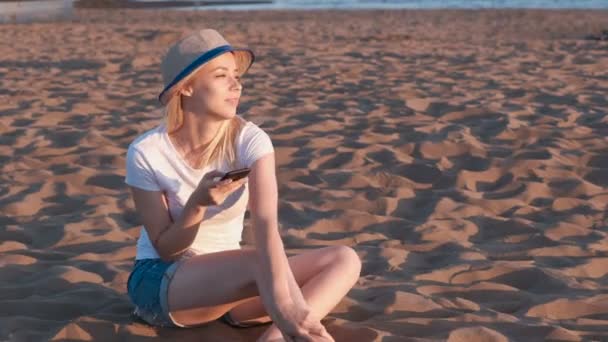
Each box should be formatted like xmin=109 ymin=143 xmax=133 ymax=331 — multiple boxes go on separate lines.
xmin=124 ymin=29 xmax=361 ymax=342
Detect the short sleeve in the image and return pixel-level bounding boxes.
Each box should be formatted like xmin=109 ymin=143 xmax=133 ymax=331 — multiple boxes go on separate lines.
xmin=125 ymin=145 xmax=161 ymax=191
xmin=240 ymin=124 xmax=274 ymax=168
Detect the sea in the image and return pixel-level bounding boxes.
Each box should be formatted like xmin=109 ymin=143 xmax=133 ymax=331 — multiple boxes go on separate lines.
xmin=191 ymin=0 xmax=608 ymax=10
xmin=1 ymin=0 xmax=607 ymax=24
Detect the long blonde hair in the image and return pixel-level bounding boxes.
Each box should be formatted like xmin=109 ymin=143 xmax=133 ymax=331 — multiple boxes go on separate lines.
xmin=163 ymin=94 xmax=245 ymax=169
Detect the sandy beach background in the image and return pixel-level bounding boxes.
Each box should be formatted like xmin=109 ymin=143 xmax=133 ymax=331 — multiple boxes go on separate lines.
xmin=1 ymin=8 xmax=608 ymax=341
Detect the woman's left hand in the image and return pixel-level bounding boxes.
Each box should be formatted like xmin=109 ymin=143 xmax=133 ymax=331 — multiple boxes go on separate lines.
xmin=287 ymin=309 xmax=334 ymax=342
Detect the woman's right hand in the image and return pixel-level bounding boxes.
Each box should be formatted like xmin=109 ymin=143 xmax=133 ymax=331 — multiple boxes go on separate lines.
xmin=274 ymin=303 xmax=334 ymax=342
xmin=193 ymin=170 xmax=248 ymax=207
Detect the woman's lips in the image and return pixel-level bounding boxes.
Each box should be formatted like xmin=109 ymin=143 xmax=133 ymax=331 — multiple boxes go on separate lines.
xmin=226 ymin=98 xmax=239 ymax=105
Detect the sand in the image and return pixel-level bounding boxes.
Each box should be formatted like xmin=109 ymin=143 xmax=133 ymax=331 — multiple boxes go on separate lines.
xmin=1 ymin=8 xmax=608 ymax=341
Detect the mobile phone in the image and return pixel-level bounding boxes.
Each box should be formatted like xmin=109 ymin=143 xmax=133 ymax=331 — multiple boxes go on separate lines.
xmin=220 ymin=168 xmax=251 ymax=182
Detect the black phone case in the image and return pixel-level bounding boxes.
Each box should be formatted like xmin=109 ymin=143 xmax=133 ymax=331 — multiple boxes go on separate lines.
xmin=221 ymin=168 xmax=251 ymax=181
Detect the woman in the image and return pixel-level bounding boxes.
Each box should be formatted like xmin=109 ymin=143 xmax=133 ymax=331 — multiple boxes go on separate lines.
xmin=124 ymin=29 xmax=361 ymax=342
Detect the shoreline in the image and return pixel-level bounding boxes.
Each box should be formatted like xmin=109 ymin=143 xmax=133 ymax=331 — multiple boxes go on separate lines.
xmin=2 ymin=0 xmax=608 ymax=9
xmin=73 ymin=0 xmax=272 ymax=9
xmin=72 ymin=9 xmax=608 ymax=42
xmin=71 ymin=4 xmax=608 ymax=10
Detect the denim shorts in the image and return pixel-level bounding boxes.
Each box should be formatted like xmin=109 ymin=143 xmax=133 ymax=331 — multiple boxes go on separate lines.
xmin=126 ymin=258 xmax=183 ymax=327
xmin=126 ymin=257 xmax=264 ymax=328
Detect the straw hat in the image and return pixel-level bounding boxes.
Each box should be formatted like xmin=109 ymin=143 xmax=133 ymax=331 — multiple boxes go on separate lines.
xmin=158 ymin=29 xmax=254 ymax=105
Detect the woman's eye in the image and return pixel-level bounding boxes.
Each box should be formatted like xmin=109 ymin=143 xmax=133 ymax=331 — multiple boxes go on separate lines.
xmin=216 ymin=74 xmax=226 ymax=78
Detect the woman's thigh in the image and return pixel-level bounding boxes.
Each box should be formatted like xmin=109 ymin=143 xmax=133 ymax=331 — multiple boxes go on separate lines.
xmin=166 ymin=246 xmax=350 ymax=326
xmin=167 ymin=248 xmax=260 ymax=323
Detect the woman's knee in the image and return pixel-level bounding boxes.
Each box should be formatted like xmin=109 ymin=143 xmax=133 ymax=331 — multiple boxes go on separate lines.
xmin=330 ymin=245 xmax=362 ymax=278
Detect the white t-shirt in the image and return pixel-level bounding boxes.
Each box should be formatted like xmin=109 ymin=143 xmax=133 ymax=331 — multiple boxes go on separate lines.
xmin=124 ymin=116 xmax=274 ymax=259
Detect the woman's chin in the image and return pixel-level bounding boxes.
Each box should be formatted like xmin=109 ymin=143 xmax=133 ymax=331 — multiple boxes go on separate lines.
xmin=211 ymin=110 xmax=237 ymax=121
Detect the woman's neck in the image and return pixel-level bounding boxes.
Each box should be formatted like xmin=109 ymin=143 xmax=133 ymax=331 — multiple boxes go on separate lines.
xmin=178 ymin=111 xmax=224 ymax=150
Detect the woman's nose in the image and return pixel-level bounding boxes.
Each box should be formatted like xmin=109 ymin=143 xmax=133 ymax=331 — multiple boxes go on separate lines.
xmin=229 ymin=75 xmax=241 ymax=90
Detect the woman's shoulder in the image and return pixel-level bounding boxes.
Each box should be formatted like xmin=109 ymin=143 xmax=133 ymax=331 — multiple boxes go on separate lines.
xmin=235 ymin=116 xmax=274 ymax=168
xmin=237 ymin=116 xmax=269 ymax=143
xmin=127 ymin=123 xmax=165 ymax=153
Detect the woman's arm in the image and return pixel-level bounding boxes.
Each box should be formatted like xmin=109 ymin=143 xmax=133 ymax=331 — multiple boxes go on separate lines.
xmin=247 ymin=152 xmax=305 ymax=316
xmin=130 ymin=187 xmax=211 ymax=261
xmin=248 ymin=152 xmax=334 ymax=340
xmin=129 ymin=171 xmax=243 ymax=261
xmin=285 ymin=251 xmax=309 ymax=308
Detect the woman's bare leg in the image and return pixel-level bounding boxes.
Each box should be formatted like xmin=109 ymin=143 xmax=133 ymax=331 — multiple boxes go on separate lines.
xmin=166 ymin=245 xmax=361 ymax=328
xmin=252 ymin=246 xmax=361 ymax=341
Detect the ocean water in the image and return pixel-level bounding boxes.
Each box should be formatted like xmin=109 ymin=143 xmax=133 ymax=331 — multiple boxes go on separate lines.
xmin=0 ymin=0 xmax=73 ymax=23
xmin=1 ymin=0 xmax=607 ymax=24
xmin=189 ymin=0 xmax=608 ymax=10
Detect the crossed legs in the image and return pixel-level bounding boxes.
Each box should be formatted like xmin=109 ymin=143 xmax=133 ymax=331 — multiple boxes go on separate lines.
xmin=166 ymin=245 xmax=362 ymax=338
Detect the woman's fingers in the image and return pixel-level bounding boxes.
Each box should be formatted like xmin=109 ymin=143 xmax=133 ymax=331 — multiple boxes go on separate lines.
xmin=302 ymin=319 xmax=333 ymax=341
xmin=302 ymin=318 xmax=324 ymax=333
xmin=286 ymin=325 xmax=316 ymax=342
xmin=322 ymin=328 xmax=334 ymax=339
xmin=226 ymin=178 xmax=248 ymax=190
xmin=317 ymin=329 xmax=334 ymax=342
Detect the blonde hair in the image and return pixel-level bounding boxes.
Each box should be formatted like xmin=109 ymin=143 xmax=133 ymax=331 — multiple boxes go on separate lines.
xmin=163 ymin=94 xmax=244 ymax=170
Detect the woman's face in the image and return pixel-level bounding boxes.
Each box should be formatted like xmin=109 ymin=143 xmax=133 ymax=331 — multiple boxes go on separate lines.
xmin=182 ymin=52 xmax=242 ymax=119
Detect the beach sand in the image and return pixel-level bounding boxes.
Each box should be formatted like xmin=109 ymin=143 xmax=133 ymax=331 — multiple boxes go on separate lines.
xmin=1 ymin=8 xmax=608 ymax=341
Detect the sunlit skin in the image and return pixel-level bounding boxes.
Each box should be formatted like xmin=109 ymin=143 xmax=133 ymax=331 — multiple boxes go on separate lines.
xmin=171 ymin=52 xmax=243 ymax=152
xmin=129 ymin=51 xmax=361 ymax=341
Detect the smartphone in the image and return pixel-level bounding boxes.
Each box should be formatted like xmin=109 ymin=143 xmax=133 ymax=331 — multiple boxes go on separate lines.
xmin=220 ymin=168 xmax=251 ymax=182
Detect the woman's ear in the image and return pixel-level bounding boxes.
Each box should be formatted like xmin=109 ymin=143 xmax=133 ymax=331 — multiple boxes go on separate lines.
xmin=180 ymin=86 xmax=193 ymax=97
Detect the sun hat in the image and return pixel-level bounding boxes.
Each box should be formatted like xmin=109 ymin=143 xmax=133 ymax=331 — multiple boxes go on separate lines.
xmin=158 ymin=29 xmax=255 ymax=105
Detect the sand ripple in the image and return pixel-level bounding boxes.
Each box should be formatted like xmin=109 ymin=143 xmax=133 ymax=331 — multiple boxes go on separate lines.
xmin=1 ymin=8 xmax=608 ymax=341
